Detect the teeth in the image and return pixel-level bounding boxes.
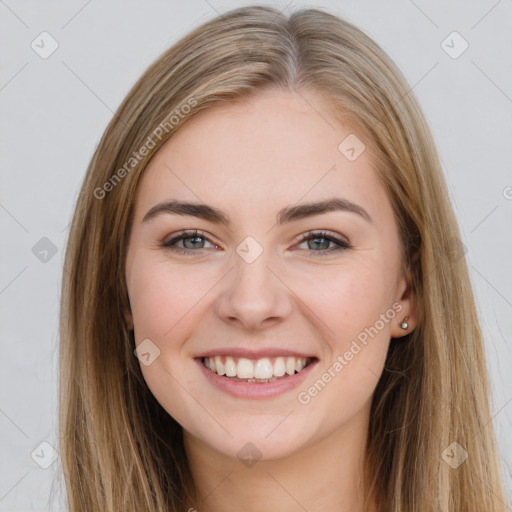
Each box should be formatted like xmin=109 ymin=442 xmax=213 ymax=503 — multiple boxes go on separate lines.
xmin=254 ymin=358 xmax=273 ymax=379
xmin=295 ymin=357 xmax=305 ymax=372
xmin=286 ymin=357 xmax=296 ymax=375
xmin=203 ymin=355 xmax=311 ymax=380
xmin=237 ymin=358 xmax=254 ymax=379
xmin=224 ymin=356 xmax=237 ymax=377
xmin=215 ymin=356 xmax=225 ymax=376
xmin=273 ymin=357 xmax=286 ymax=377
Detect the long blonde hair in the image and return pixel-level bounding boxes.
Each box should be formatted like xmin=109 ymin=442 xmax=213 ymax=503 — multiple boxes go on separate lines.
xmin=59 ymin=5 xmax=509 ymax=511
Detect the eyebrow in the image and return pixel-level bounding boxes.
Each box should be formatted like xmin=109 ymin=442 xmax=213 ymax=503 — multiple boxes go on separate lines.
xmin=142 ymin=197 xmax=372 ymax=226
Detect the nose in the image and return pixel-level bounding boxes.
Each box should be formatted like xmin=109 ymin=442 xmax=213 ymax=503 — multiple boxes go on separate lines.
xmin=215 ymin=250 xmax=293 ymax=331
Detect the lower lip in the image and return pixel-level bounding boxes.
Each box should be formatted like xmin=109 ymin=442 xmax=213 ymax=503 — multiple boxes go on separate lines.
xmin=195 ymin=357 xmax=318 ymax=400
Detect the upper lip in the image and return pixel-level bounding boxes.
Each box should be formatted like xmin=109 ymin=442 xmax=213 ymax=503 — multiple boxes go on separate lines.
xmin=195 ymin=348 xmax=317 ymax=359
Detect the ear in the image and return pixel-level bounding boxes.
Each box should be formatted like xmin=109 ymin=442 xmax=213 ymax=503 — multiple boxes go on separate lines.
xmin=391 ymin=258 xmax=418 ymax=338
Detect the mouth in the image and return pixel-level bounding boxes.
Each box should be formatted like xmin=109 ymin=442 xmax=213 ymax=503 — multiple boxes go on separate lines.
xmin=199 ymin=355 xmax=317 ymax=383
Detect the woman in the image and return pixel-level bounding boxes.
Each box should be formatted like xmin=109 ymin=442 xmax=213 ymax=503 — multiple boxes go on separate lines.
xmin=59 ymin=5 xmax=509 ymax=511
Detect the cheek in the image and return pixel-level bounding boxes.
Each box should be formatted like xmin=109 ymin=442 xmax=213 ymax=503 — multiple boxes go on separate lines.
xmin=128 ymin=256 xmax=211 ymax=341
xmin=292 ymin=258 xmax=396 ymax=396
xmin=291 ymin=265 xmax=394 ymax=428
xmin=294 ymin=258 xmax=395 ymax=339
xmin=128 ymin=257 xmax=214 ymax=428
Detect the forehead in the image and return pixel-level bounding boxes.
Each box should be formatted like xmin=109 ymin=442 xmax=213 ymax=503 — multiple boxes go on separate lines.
xmin=132 ymin=89 xmax=389 ymax=224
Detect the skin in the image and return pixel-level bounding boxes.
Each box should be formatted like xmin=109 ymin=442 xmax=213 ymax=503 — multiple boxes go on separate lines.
xmin=124 ymin=88 xmax=417 ymax=512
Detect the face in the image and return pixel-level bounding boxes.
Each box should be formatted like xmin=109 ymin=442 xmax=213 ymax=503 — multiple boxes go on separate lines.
xmin=124 ymin=89 xmax=416 ymax=462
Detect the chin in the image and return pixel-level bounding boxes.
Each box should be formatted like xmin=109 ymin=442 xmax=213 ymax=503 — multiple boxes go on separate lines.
xmin=203 ymin=418 xmax=312 ymax=463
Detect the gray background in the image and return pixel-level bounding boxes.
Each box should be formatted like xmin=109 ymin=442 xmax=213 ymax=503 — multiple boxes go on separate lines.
xmin=1 ymin=0 xmax=511 ymax=510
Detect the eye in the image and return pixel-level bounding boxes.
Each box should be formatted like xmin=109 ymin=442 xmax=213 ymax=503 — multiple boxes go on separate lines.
xmin=293 ymin=230 xmax=351 ymax=257
xmin=161 ymin=230 xmax=218 ymax=254
xmin=161 ymin=229 xmax=351 ymax=257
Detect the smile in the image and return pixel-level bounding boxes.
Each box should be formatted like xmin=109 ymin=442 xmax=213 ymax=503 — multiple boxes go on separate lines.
xmin=195 ymin=355 xmax=318 ymax=400
xmin=202 ymin=355 xmax=313 ymax=382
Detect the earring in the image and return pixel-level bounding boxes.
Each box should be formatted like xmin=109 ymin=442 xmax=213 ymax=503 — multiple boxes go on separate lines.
xmin=400 ymin=317 xmax=409 ymax=330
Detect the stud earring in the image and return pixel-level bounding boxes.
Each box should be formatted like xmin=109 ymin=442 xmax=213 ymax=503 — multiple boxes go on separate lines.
xmin=400 ymin=317 xmax=409 ymax=330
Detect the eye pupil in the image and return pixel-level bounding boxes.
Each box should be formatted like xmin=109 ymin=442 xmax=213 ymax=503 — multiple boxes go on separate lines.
xmin=184 ymin=236 xmax=204 ymax=249
xmin=309 ymin=237 xmax=330 ymax=250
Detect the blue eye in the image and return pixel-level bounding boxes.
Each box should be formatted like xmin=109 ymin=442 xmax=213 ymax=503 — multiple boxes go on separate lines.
xmin=161 ymin=230 xmax=216 ymax=254
xmin=161 ymin=229 xmax=351 ymax=256
xmin=295 ymin=231 xmax=351 ymax=256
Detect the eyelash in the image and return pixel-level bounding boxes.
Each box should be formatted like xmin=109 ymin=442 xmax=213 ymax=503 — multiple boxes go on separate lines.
xmin=161 ymin=229 xmax=351 ymax=256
